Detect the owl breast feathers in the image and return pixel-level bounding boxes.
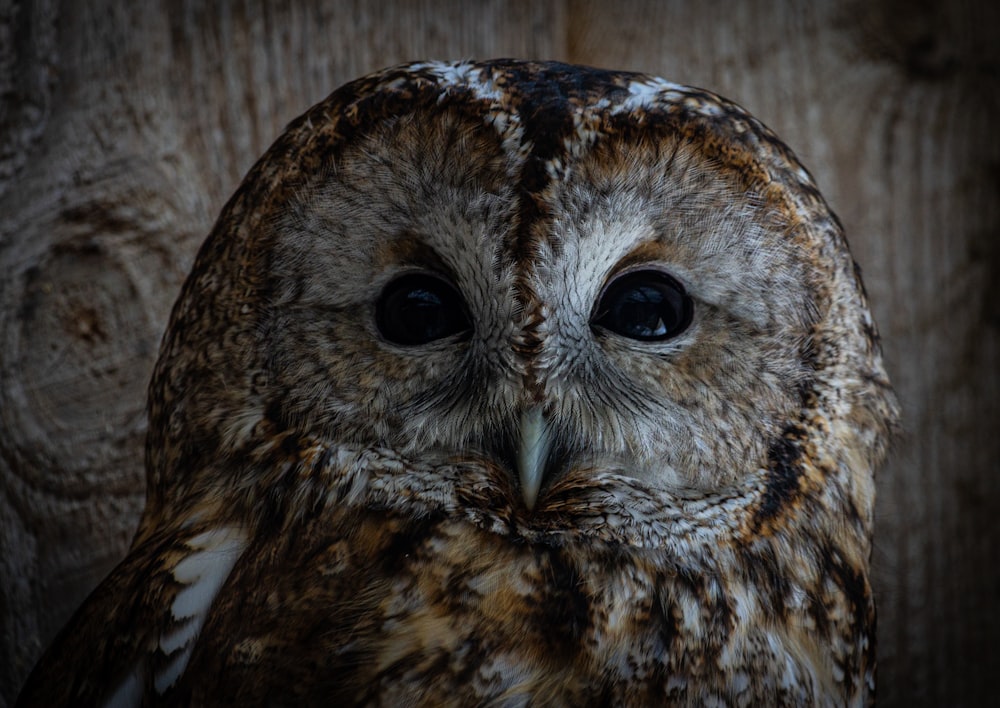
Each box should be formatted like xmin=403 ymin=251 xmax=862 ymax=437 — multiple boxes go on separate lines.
xmin=18 ymin=60 xmax=898 ymax=707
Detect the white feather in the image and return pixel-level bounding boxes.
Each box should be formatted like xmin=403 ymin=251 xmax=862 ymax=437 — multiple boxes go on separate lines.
xmin=154 ymin=525 xmax=248 ymax=694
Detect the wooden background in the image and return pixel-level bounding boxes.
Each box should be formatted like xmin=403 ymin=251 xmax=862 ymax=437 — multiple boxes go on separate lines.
xmin=1 ymin=0 xmax=997 ymax=704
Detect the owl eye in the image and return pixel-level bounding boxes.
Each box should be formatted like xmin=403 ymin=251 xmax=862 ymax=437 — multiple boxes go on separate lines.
xmin=592 ymin=269 xmax=693 ymax=341
xmin=376 ymin=273 xmax=471 ymax=345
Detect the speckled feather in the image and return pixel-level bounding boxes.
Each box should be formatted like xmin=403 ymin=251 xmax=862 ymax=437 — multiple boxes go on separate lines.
xmin=18 ymin=60 xmax=898 ymax=707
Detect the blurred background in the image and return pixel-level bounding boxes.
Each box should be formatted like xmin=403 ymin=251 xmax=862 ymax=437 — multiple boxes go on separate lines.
xmin=1 ymin=1 xmax=997 ymax=705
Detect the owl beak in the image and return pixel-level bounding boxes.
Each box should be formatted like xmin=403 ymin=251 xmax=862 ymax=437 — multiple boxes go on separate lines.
xmin=517 ymin=406 xmax=551 ymax=511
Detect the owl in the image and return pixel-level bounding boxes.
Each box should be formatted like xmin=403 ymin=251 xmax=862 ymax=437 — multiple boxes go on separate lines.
xmin=18 ymin=60 xmax=898 ymax=706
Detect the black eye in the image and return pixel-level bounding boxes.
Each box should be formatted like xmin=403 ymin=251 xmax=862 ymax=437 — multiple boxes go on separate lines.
xmin=376 ymin=273 xmax=471 ymax=345
xmin=592 ymin=269 xmax=693 ymax=341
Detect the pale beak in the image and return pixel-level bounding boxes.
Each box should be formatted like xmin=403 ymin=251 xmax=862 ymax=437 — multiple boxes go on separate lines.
xmin=517 ymin=406 xmax=551 ymax=510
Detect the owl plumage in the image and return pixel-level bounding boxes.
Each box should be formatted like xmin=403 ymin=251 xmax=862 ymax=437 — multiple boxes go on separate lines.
xmin=18 ymin=60 xmax=898 ymax=707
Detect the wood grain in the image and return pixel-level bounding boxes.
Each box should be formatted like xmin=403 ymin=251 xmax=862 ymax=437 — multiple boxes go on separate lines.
xmin=1 ymin=1 xmax=996 ymax=705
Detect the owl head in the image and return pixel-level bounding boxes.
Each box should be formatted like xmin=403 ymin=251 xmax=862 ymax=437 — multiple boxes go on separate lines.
xmin=12 ymin=60 xmax=902 ymax=707
xmin=144 ymin=60 xmax=897 ymax=543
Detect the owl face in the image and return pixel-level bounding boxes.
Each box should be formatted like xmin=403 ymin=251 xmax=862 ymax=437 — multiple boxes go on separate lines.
xmin=255 ymin=86 xmax=819 ymax=513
